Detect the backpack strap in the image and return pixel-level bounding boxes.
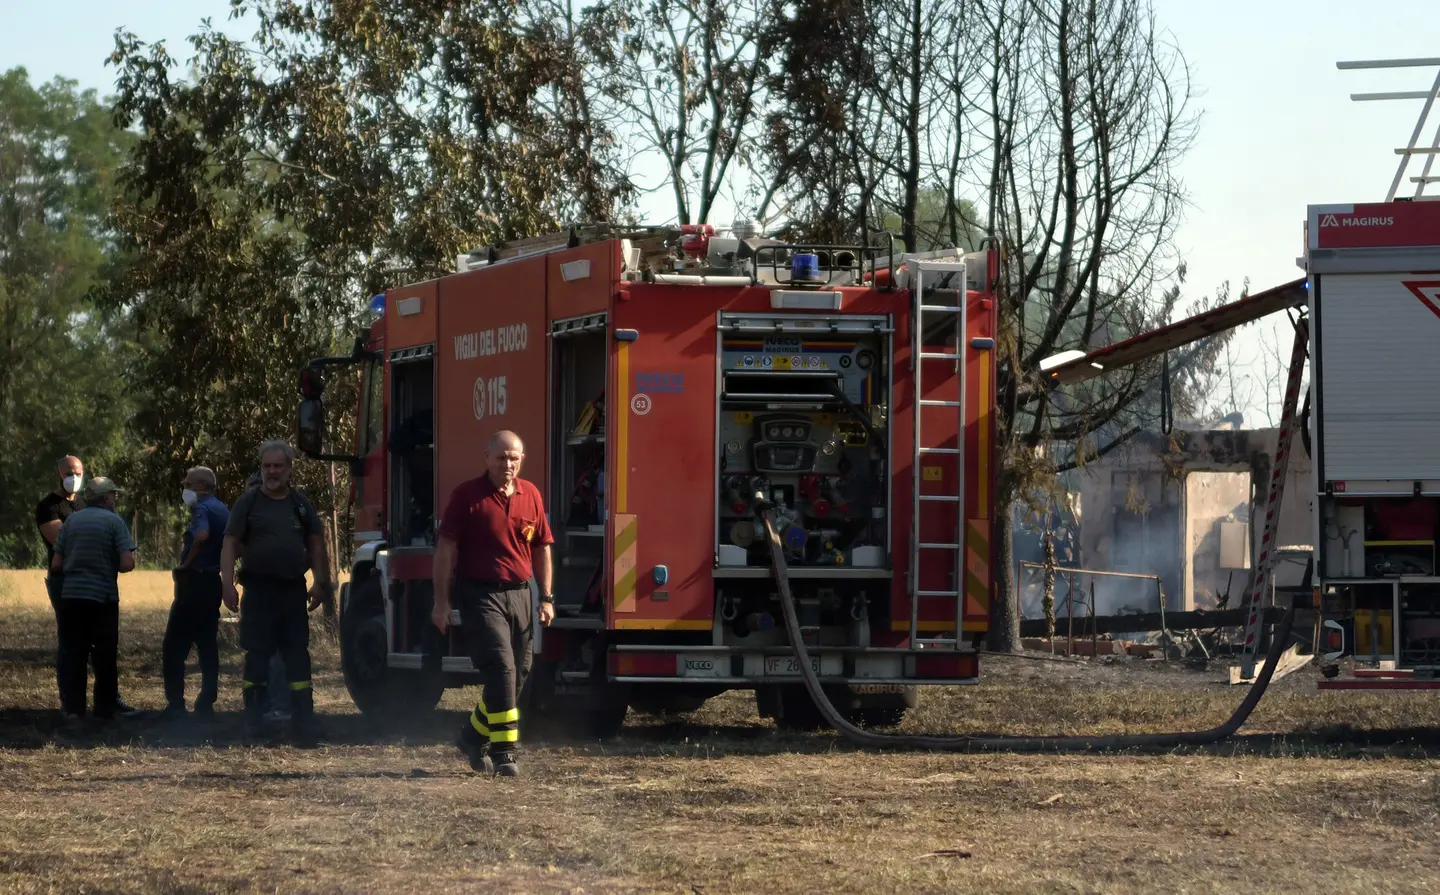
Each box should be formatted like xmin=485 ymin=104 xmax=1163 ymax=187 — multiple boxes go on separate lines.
xmin=239 ymin=487 xmax=312 ymax=539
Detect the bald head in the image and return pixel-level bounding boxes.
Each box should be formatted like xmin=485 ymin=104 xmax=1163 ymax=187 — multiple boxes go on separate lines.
xmin=487 ymin=430 xmax=523 ymax=453
xmin=485 ymin=429 xmax=525 ymax=490
xmin=55 ymin=455 xmax=83 ymax=496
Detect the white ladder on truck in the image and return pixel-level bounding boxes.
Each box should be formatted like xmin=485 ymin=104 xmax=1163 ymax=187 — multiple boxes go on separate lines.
xmin=1239 ymin=317 xmax=1311 ymax=678
xmin=907 ymin=260 xmax=971 ymax=649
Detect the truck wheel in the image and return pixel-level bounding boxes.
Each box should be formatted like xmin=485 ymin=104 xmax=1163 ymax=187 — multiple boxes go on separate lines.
xmin=523 ymin=660 xmax=629 ymax=741
xmin=341 ymin=577 xmax=444 ymax=720
xmin=849 ymin=706 xmax=908 ymax=728
xmin=585 ymin=703 xmax=630 ymax=740
xmin=769 ymin=685 xmax=830 ymax=731
xmin=628 ymin=686 xmax=711 ymax=716
xmin=766 ymin=684 xmax=914 ymax=731
xmin=840 ymin=686 xmax=916 ymax=728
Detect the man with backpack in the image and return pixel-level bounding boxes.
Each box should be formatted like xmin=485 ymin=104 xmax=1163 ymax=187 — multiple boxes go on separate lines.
xmin=220 ymin=440 xmax=332 ymax=746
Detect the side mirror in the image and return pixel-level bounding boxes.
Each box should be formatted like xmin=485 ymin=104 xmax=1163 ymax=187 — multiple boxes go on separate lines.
xmin=300 ymin=366 xmax=326 ymax=399
xmin=298 ymin=398 xmax=326 ymax=456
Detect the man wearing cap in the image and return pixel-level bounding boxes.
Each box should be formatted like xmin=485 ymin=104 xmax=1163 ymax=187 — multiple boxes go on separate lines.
xmin=160 ymin=467 xmax=230 ymax=720
xmin=49 ymin=477 xmax=138 ymax=722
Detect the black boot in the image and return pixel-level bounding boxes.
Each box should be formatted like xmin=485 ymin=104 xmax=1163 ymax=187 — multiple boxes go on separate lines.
xmin=290 ymin=686 xmax=320 ymax=748
xmin=243 ymin=684 xmax=269 ymax=739
xmin=491 ymin=750 xmax=520 ymax=778
xmin=194 ymin=675 xmax=218 ymax=719
xmin=456 ymin=723 xmax=493 ymax=774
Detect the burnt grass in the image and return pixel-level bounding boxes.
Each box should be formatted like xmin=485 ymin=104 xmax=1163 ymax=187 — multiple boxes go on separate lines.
xmin=3 ymin=600 xmax=1440 ymax=893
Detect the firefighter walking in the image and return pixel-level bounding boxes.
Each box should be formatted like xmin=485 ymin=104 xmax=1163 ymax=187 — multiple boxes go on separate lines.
xmin=221 ymin=441 xmax=332 ymax=746
xmin=432 ymin=429 xmax=555 ymax=778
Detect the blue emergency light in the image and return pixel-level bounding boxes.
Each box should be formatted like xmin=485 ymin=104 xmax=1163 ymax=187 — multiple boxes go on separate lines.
xmin=791 ymin=253 xmax=821 ymax=282
xmin=368 ymin=293 xmax=385 ymax=316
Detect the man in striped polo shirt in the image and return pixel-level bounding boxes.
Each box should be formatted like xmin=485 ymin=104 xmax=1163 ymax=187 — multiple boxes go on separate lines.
xmin=49 ymin=476 xmax=138 ymax=722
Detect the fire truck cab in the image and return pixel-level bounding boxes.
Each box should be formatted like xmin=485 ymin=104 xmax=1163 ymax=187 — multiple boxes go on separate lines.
xmin=297 ymin=224 xmax=998 ymax=734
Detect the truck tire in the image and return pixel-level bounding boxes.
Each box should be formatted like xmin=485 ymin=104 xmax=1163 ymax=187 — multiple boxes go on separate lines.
xmin=341 ymin=576 xmax=445 ymax=720
xmin=765 ymin=684 xmax=915 ymax=731
xmin=523 ymin=659 xmax=629 ymax=741
xmin=627 ymin=685 xmax=712 ymax=716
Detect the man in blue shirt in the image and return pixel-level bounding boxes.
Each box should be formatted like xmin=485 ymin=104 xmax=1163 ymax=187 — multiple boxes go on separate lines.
xmin=50 ymin=476 xmax=137 ymax=721
xmin=160 ymin=467 xmax=231 ymax=719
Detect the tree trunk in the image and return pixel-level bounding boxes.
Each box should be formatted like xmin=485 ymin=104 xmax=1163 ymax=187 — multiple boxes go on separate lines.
xmin=990 ymin=497 xmax=1022 ymax=653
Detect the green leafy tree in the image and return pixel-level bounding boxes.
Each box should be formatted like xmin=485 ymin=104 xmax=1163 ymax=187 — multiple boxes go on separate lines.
xmin=0 ymin=68 xmax=136 ymax=567
xmin=97 ymin=1 xmax=635 ymax=545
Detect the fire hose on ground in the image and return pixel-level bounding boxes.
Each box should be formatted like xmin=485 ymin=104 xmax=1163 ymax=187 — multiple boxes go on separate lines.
xmin=757 ymin=509 xmax=1297 ymax=752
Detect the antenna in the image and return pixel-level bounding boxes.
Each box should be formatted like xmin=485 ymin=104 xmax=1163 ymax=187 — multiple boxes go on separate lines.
xmin=1337 ymin=56 xmax=1440 ymax=201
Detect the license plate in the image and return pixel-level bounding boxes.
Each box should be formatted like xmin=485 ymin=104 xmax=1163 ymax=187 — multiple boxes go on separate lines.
xmin=764 ymin=655 xmax=822 ymax=676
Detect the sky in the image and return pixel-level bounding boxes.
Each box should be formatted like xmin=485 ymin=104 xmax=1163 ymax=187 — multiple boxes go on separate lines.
xmin=3 ymin=0 xmax=1437 ymax=428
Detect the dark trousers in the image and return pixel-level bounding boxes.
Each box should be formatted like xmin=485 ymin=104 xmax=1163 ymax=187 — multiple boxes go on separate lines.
xmin=456 ymin=579 xmax=533 ymax=756
xmin=162 ymin=569 xmax=222 ymax=710
xmin=46 ymin=575 xmax=70 ymax=704
xmin=238 ymin=575 xmax=313 ymax=727
xmin=57 ymin=598 xmax=119 ymax=718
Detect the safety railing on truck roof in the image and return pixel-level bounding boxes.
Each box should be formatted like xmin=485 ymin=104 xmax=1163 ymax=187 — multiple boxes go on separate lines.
xmin=750 ymin=232 xmax=898 ymax=290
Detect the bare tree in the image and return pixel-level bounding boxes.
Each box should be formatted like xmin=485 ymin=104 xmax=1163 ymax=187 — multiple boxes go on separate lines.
xmin=587 ymin=0 xmax=773 ymax=225
xmin=755 ymin=0 xmax=970 ymax=250
xmin=966 ymin=0 xmax=1236 ymax=651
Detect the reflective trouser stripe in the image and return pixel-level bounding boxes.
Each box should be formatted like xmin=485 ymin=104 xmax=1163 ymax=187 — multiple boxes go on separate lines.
xmin=289 ymin=680 xmax=312 ymax=690
xmin=470 ymin=708 xmax=490 ymax=736
xmin=485 ymin=707 xmax=519 ymax=724
xmin=242 ymin=680 xmax=259 ymax=689
xmin=477 ymin=698 xmax=520 ymax=746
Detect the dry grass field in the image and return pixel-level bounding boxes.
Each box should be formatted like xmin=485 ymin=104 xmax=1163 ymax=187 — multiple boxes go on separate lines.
xmin=4 ymin=570 xmax=1440 ymax=893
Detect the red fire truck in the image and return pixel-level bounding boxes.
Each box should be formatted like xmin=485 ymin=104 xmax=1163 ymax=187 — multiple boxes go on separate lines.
xmin=297 ymin=225 xmax=999 ymax=734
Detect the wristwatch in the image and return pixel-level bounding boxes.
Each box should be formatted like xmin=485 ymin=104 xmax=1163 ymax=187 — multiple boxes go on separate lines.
xmin=539 ymin=593 xmax=555 ymax=604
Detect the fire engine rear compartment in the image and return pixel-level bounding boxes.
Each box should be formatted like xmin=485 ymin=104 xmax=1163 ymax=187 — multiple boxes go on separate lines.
xmin=1309 ymin=256 xmax=1440 ymax=681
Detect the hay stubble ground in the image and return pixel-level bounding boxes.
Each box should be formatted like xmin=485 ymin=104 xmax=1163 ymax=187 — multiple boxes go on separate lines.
xmin=2 ymin=570 xmax=1440 ymax=893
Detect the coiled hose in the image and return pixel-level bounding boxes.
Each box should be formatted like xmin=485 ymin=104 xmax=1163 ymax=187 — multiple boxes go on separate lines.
xmin=759 ymin=510 xmax=1296 ymax=752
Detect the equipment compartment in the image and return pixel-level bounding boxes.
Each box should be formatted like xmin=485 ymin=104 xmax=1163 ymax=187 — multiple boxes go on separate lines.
xmin=714 ymin=324 xmax=891 ymax=571
xmin=551 ymin=318 xmax=607 ymax=618
xmin=388 ymin=351 xmax=435 ymax=547
xmin=1320 ymin=496 xmax=1438 ymax=579
xmin=1399 ymin=581 xmax=1440 ymax=669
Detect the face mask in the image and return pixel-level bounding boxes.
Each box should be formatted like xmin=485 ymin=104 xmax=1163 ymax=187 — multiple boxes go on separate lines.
xmin=182 ymin=489 xmax=198 ymax=507
xmin=63 ymin=474 xmax=82 ymax=494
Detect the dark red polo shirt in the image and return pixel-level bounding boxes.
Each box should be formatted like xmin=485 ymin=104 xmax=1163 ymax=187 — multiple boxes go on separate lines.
xmin=439 ymin=475 xmax=554 ymax=583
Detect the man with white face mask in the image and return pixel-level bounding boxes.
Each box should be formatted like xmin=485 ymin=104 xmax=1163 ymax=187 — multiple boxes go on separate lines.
xmin=34 ymin=456 xmax=139 ymax=718
xmin=160 ymin=467 xmax=230 ymax=719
